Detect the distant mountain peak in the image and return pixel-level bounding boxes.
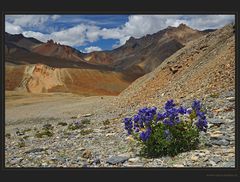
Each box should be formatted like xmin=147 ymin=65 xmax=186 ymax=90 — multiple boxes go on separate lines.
xmin=178 ymin=23 xmax=189 ymax=28
xmin=47 ymin=39 xmax=54 ymax=44
xmin=47 ymin=39 xmax=60 ymax=45
xmin=126 ymin=36 xmax=136 ymax=43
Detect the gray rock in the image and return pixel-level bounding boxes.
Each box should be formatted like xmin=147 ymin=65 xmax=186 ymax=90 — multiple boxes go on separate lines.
xmin=10 ymin=157 xmax=23 ymax=165
xmin=25 ymin=148 xmax=46 ymax=154
xmin=223 ymin=161 xmax=235 ymax=167
xmin=211 ymin=156 xmax=221 ymax=163
xmin=208 ymin=112 xmax=214 ymax=118
xmin=16 ymin=130 xmax=24 ymax=136
xmin=93 ymin=158 xmax=101 ymax=164
xmin=211 ymin=139 xmax=230 ymax=146
xmin=106 ymin=156 xmax=129 ymax=165
xmin=209 ymin=118 xmax=224 ymax=126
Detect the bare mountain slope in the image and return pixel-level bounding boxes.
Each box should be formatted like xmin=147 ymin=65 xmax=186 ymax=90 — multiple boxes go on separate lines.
xmin=31 ymin=39 xmax=86 ymax=62
xmin=119 ymin=24 xmax=235 ymax=108
xmin=5 ymin=32 xmax=42 ymax=51
xmin=84 ymin=24 xmax=207 ymax=73
xmin=6 ymin=63 xmax=137 ymax=96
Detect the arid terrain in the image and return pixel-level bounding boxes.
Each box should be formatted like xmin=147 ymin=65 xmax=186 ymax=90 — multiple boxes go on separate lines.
xmin=5 ymin=23 xmax=235 ymax=168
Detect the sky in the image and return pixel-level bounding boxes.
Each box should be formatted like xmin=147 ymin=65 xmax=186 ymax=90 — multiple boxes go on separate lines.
xmin=5 ymin=15 xmax=235 ymax=53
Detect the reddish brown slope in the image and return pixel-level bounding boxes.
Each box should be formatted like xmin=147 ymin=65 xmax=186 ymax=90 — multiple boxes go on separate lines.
xmin=5 ymin=63 xmax=140 ymax=96
xmin=119 ymin=24 xmax=235 ymax=108
xmin=32 ymin=40 xmax=85 ymax=62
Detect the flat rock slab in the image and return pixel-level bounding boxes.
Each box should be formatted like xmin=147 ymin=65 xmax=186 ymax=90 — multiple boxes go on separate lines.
xmin=82 ymin=113 xmax=93 ymax=117
xmin=211 ymin=139 xmax=230 ymax=146
xmin=25 ymin=148 xmax=47 ymax=154
xmin=209 ymin=118 xmax=224 ymax=126
xmin=106 ymin=156 xmax=129 ymax=165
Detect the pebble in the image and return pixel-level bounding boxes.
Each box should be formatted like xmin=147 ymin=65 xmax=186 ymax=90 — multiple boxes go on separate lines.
xmin=82 ymin=113 xmax=93 ymax=117
xmin=173 ymin=164 xmax=184 ymax=167
xmin=128 ymin=157 xmax=140 ymax=163
xmin=106 ymin=156 xmax=129 ymax=165
xmin=106 ymin=133 xmax=115 ymax=137
xmin=82 ymin=150 xmax=92 ymax=159
xmin=10 ymin=157 xmax=23 ymax=165
xmin=211 ymin=156 xmax=221 ymax=164
xmin=210 ymin=133 xmax=223 ymax=139
xmin=191 ymin=156 xmax=199 ymax=162
xmin=226 ymin=97 xmax=235 ymax=102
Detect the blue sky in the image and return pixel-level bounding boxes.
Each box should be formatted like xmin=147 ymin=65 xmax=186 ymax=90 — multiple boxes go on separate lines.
xmin=5 ymin=15 xmax=235 ymax=53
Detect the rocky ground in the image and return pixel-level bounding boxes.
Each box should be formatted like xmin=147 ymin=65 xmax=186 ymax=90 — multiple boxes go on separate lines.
xmin=5 ymin=90 xmax=235 ymax=168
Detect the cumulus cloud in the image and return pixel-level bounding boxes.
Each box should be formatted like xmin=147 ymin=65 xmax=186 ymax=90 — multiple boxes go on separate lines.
xmin=83 ymin=46 xmax=102 ymax=53
xmin=5 ymin=22 xmax=23 ymax=34
xmin=22 ymin=31 xmax=50 ymax=42
xmin=6 ymin=15 xmax=61 ymax=28
xmin=22 ymin=24 xmax=99 ymax=47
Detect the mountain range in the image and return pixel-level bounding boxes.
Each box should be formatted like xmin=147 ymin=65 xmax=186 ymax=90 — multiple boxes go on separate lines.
xmin=5 ymin=24 xmax=216 ymax=95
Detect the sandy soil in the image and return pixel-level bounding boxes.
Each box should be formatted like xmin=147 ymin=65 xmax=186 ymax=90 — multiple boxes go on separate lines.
xmin=5 ymin=91 xmax=119 ymax=130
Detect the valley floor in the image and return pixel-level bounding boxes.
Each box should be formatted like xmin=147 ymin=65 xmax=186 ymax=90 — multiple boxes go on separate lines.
xmin=5 ymin=91 xmax=235 ymax=168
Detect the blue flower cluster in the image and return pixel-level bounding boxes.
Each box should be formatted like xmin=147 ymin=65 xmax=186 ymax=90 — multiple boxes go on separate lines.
xmin=124 ymin=117 xmax=133 ymax=135
xmin=123 ymin=99 xmax=208 ymax=142
xmin=192 ymin=100 xmax=208 ymax=132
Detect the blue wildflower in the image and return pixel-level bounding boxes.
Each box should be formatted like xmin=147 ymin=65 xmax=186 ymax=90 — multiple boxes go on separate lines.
xmin=187 ymin=108 xmax=192 ymax=114
xmin=196 ymin=118 xmax=208 ymax=132
xmin=123 ymin=117 xmax=133 ymax=135
xmin=164 ymin=99 xmax=175 ymax=110
xmin=156 ymin=112 xmax=165 ymax=121
xmin=178 ymin=106 xmax=187 ymax=115
xmin=192 ymin=99 xmax=201 ymax=111
xmin=140 ymin=128 xmax=152 ymax=142
xmin=163 ymin=118 xmax=174 ymax=126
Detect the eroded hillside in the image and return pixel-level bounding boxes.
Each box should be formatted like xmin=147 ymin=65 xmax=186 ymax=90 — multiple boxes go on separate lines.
xmin=119 ymin=24 xmax=235 ymax=108
xmin=6 ymin=63 xmax=137 ymax=95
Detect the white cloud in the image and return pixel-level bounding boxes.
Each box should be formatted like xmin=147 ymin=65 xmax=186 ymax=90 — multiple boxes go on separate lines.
xmin=21 ymin=24 xmax=102 ymax=47
xmin=22 ymin=31 xmax=50 ymax=42
xmin=51 ymin=15 xmax=61 ymax=21
xmin=83 ymin=46 xmax=102 ymax=53
xmin=5 ymin=15 xmax=61 ymax=27
xmin=6 ymin=15 xmax=49 ymax=27
xmin=179 ymin=15 xmax=235 ymax=30
xmin=5 ymin=22 xmax=23 ymax=34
